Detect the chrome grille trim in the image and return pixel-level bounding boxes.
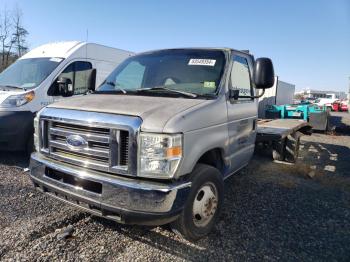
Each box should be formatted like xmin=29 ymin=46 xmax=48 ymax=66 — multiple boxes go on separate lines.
xmin=38 ymin=108 xmax=142 ymax=176
xmin=50 ymin=151 xmax=109 ymax=170
xmin=50 ymin=127 xmax=110 ymax=144
xmin=49 ymin=140 xmax=110 ymax=158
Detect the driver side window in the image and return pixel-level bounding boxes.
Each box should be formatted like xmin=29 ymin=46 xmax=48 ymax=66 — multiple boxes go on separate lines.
xmin=48 ymin=61 xmax=92 ymax=96
xmin=74 ymin=62 xmax=93 ymax=95
xmin=230 ymin=56 xmax=253 ymax=101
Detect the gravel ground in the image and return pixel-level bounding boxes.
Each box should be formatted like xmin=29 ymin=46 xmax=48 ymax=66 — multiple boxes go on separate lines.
xmin=0 ymin=113 xmax=349 ymax=261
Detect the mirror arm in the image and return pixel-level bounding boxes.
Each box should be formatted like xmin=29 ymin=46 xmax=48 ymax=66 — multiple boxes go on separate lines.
xmin=229 ymin=88 xmax=266 ymax=100
xmin=251 ymin=88 xmax=265 ymax=99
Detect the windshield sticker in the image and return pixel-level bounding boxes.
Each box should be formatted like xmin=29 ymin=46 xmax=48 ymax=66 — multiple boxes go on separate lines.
xmin=203 ymin=81 xmax=216 ymax=89
xmin=188 ymin=59 xmax=216 ymax=66
xmin=50 ymin=57 xmax=63 ymax=63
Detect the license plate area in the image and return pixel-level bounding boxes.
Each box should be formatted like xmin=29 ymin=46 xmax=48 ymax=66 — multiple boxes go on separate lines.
xmin=45 ymin=167 xmax=102 ymax=194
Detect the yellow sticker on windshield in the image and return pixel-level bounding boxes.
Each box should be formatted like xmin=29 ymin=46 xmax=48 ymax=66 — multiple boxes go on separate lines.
xmin=203 ymin=81 xmax=216 ymax=89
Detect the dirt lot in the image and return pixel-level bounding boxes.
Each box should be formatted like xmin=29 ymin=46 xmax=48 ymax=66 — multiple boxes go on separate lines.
xmin=0 ymin=112 xmax=349 ymax=261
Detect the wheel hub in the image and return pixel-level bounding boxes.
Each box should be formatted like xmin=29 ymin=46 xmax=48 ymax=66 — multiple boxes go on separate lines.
xmin=192 ymin=183 xmax=218 ymax=227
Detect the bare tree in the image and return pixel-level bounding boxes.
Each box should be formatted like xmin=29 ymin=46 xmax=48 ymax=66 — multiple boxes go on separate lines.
xmin=0 ymin=6 xmax=28 ymax=72
xmin=0 ymin=6 xmax=29 ymax=72
xmin=0 ymin=8 xmax=12 ymax=70
xmin=12 ymin=6 xmax=28 ymax=58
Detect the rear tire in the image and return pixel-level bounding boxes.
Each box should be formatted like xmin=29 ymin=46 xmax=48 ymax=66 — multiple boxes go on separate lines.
xmin=272 ymin=138 xmax=286 ymax=161
xmin=171 ymin=164 xmax=224 ymax=241
xmin=285 ymin=131 xmax=302 ymax=163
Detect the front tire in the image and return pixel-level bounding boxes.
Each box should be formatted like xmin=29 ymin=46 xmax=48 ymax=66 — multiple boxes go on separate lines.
xmin=171 ymin=164 xmax=224 ymax=241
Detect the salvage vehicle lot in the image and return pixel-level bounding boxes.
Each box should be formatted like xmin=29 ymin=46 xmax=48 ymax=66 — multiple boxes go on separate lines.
xmin=1 ymin=113 xmax=349 ymax=261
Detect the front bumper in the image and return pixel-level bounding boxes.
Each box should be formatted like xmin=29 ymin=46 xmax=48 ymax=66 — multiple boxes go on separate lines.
xmin=0 ymin=111 xmax=34 ymax=151
xmin=29 ymin=153 xmax=191 ymax=225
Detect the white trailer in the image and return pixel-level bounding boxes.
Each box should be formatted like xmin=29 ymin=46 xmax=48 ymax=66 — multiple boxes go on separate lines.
xmin=258 ymin=76 xmax=295 ymax=118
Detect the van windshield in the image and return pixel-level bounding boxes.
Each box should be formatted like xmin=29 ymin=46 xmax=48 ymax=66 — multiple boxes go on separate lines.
xmin=0 ymin=57 xmax=63 ymax=90
xmin=97 ymin=49 xmax=226 ymax=98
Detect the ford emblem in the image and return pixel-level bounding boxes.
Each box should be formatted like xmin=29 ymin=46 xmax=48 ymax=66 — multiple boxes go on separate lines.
xmin=66 ymin=135 xmax=88 ymax=150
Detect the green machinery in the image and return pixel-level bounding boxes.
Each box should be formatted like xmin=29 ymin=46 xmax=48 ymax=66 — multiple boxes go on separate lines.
xmin=265 ymin=104 xmax=329 ymax=131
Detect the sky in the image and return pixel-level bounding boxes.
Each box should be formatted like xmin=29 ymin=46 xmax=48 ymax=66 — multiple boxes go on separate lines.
xmin=0 ymin=0 xmax=349 ymax=92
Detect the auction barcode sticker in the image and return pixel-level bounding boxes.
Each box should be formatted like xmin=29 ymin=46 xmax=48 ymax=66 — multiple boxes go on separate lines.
xmin=188 ymin=59 xmax=216 ymax=66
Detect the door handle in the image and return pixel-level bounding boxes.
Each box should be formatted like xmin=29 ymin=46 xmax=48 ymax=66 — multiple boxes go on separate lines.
xmin=252 ymin=119 xmax=257 ymax=131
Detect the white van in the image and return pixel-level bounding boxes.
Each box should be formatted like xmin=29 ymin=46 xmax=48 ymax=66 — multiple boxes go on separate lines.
xmin=315 ymin=94 xmax=338 ymax=109
xmin=0 ymin=41 xmax=133 ymax=151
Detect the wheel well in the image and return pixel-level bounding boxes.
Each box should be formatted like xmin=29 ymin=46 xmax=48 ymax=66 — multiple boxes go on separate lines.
xmin=197 ymin=148 xmax=225 ymax=174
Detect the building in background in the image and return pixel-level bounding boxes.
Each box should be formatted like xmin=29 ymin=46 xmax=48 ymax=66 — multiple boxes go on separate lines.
xmin=295 ymin=88 xmax=347 ymax=100
xmin=258 ymin=77 xmax=295 ymax=118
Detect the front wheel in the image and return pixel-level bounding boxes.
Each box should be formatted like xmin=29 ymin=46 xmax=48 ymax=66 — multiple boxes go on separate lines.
xmin=171 ymin=164 xmax=224 ymax=241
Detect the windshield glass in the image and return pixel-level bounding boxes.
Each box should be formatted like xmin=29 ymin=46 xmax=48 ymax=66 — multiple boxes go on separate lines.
xmin=97 ymin=49 xmax=226 ymax=97
xmin=0 ymin=57 xmax=63 ymax=90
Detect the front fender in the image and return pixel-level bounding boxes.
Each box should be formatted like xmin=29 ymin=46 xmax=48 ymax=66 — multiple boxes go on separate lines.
xmin=176 ymin=122 xmax=229 ymax=178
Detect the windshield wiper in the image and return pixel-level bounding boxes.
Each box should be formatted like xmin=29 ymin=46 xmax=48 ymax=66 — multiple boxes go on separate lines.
xmin=3 ymin=85 xmax=24 ymax=90
xmin=136 ymin=86 xmax=197 ymax=98
xmin=105 ymin=81 xmax=127 ymax=94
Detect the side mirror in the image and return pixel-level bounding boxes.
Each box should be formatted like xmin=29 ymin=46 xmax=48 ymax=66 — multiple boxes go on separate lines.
xmin=228 ymin=89 xmax=239 ymax=100
xmin=57 ymin=77 xmax=73 ymax=97
xmin=87 ymin=68 xmax=97 ymax=92
xmin=254 ymin=58 xmax=275 ymax=89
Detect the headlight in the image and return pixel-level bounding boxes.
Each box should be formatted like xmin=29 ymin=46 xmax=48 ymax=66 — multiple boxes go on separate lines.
xmin=0 ymin=91 xmax=35 ymax=108
xmin=33 ymin=108 xmax=44 ymax=152
xmin=33 ymin=115 xmax=40 ymax=152
xmin=138 ymin=133 xmax=182 ymax=178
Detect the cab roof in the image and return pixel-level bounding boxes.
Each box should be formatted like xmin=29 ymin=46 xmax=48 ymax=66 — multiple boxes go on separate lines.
xmin=136 ymin=47 xmax=253 ymax=58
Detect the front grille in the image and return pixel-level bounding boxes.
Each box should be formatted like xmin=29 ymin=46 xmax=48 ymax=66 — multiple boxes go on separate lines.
xmin=40 ymin=120 xmax=130 ymax=174
xmin=119 ymin=130 xmax=129 ymax=166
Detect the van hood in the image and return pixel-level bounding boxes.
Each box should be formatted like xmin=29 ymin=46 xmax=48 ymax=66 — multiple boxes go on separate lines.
xmin=47 ymin=94 xmax=209 ymax=132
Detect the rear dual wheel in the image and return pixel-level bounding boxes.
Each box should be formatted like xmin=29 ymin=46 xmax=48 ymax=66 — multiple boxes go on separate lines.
xmin=171 ymin=164 xmax=224 ymax=241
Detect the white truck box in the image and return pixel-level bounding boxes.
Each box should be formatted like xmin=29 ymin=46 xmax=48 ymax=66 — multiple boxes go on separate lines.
xmin=258 ymin=76 xmax=295 ymax=118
